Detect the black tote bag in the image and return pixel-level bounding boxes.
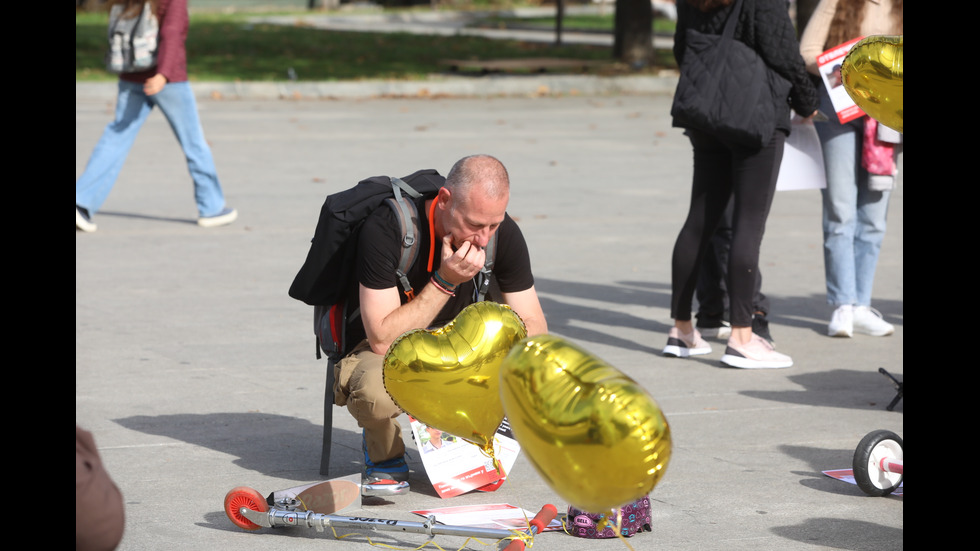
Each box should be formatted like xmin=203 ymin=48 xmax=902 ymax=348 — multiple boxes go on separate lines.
xmin=670 ymin=0 xmax=791 ymax=149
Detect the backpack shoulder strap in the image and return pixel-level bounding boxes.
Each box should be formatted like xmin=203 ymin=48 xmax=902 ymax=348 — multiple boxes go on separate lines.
xmin=474 ymin=232 xmax=497 ymax=302
xmin=386 ymin=176 xmax=424 ymax=301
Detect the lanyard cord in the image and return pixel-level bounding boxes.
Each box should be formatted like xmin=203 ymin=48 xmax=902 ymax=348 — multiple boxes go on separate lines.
xmin=426 ymin=197 xmax=438 ymax=273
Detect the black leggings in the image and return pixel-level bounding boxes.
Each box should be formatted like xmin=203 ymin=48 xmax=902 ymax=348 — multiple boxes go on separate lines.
xmin=670 ymin=129 xmax=786 ymax=327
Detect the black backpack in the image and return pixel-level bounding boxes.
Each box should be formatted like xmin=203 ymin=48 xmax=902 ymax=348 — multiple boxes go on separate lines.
xmin=288 ymin=169 xmax=496 ymax=361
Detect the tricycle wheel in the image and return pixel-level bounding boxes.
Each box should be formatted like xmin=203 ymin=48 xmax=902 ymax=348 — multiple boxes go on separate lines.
xmin=224 ymin=486 xmax=267 ymax=530
xmin=852 ymin=430 xmax=903 ymax=496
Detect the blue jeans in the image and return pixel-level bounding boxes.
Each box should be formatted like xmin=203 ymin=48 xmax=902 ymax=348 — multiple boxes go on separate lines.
xmin=76 ymin=80 xmax=226 ymax=218
xmin=814 ymin=88 xmax=891 ymax=308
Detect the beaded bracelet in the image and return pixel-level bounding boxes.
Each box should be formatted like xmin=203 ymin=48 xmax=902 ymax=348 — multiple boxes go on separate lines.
xmin=432 ymin=271 xmax=457 ymax=293
xmin=430 ymin=276 xmax=456 ymax=296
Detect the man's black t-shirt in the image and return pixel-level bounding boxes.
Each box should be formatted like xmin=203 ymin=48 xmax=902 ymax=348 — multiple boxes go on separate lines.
xmin=350 ymin=194 xmax=534 ymax=345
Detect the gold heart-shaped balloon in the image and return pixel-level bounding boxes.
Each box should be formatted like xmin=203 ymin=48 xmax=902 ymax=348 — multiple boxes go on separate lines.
xmin=383 ymin=302 xmax=527 ymax=454
xmin=500 ymin=335 xmax=671 ymax=513
xmin=842 ymin=35 xmax=903 ymax=133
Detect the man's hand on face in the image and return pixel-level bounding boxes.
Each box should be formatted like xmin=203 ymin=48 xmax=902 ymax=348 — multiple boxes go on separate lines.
xmin=438 ymin=234 xmax=487 ymax=286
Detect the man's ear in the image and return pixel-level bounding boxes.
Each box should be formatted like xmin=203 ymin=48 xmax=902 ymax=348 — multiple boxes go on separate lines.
xmin=436 ymin=186 xmax=452 ymax=209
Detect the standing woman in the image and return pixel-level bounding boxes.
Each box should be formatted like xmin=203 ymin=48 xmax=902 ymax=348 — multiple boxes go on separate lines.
xmin=800 ymin=0 xmax=902 ymax=337
xmin=76 ymin=0 xmax=236 ymax=232
xmin=663 ymin=0 xmax=818 ymax=368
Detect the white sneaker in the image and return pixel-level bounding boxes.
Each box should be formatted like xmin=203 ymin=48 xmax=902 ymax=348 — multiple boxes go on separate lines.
xmin=828 ymin=305 xmax=853 ymax=338
xmin=852 ymin=306 xmax=894 ymax=336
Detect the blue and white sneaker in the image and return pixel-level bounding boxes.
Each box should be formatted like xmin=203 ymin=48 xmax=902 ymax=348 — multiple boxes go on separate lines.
xmin=362 ymin=433 xmax=409 ymax=484
xmin=76 ymin=206 xmax=97 ymax=232
xmin=197 ymin=207 xmax=238 ymax=228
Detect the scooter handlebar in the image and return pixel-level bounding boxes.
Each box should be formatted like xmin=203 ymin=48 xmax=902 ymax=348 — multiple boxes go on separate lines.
xmin=501 ymin=504 xmax=558 ymax=551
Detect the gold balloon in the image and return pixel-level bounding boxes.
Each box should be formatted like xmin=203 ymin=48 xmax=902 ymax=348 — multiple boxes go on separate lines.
xmin=500 ymin=335 xmax=671 ymax=513
xmin=383 ymin=302 xmax=527 ymax=455
xmin=841 ymin=35 xmax=903 ymax=133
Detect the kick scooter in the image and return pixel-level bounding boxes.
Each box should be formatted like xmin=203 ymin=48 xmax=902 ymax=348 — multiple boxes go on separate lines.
xmin=224 ymin=476 xmax=556 ymax=550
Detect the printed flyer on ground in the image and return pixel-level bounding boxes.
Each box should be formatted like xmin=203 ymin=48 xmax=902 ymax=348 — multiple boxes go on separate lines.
xmin=816 ymin=37 xmax=866 ymax=125
xmin=411 ymin=503 xmax=563 ymax=532
xmin=823 ymin=468 xmax=903 ymax=496
xmin=410 ymin=416 xmax=521 ymax=498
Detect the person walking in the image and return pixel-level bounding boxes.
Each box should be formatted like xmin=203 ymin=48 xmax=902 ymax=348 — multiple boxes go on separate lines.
xmin=76 ymin=0 xmax=236 ymax=232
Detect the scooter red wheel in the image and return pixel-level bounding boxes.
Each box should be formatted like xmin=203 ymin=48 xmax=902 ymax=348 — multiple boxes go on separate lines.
xmin=224 ymin=486 xmax=267 ymax=530
xmin=852 ymin=430 xmax=903 ymax=496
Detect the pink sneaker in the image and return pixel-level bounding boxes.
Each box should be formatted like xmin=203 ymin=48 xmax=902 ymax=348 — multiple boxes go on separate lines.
xmin=663 ymin=327 xmax=711 ymax=358
xmin=720 ymin=334 xmax=793 ymax=369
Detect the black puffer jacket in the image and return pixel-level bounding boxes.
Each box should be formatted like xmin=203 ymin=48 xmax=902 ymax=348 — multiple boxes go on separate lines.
xmin=672 ymin=0 xmax=819 ymax=135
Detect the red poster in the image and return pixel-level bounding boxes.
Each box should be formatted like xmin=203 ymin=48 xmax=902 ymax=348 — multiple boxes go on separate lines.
xmin=410 ymin=416 xmax=521 ymax=499
xmin=816 ymin=37 xmax=866 ymax=124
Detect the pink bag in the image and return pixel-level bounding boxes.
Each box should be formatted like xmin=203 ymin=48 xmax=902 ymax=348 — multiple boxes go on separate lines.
xmin=567 ymin=496 xmax=652 ymax=539
xmin=862 ymin=118 xmax=896 ymax=176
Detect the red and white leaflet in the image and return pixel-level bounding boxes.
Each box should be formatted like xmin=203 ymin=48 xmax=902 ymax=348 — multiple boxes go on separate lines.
xmin=816 ymin=37 xmax=866 ymax=125
xmin=411 ymin=503 xmax=562 ymax=532
xmin=822 ymin=468 xmax=903 ymax=496
xmin=410 ymin=416 xmax=521 ymax=499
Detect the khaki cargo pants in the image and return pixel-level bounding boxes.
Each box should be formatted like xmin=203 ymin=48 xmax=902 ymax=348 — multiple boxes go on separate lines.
xmin=333 ymin=339 xmax=406 ymax=463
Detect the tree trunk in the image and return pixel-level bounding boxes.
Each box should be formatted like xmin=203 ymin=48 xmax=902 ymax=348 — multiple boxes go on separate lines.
xmin=555 ymin=0 xmax=565 ymax=46
xmin=613 ymin=0 xmax=655 ymax=68
xmin=795 ymin=0 xmax=821 ymax=37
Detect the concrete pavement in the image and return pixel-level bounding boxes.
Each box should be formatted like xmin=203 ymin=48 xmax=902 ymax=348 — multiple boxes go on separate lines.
xmin=76 ymin=91 xmax=903 ymax=550
xmin=75 ymin=72 xmax=679 ymax=102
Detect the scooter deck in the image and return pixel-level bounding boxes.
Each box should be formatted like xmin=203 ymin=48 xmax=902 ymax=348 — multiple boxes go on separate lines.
xmin=291 ymin=479 xmax=362 ymax=514
xmin=225 ymin=474 xmax=412 ymax=530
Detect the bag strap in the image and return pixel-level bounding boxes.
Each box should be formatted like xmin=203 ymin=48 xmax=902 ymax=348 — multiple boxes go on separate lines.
xmin=474 ymin=234 xmax=497 ymax=302
xmin=108 ymin=2 xmax=148 ymax=38
xmin=388 ymin=177 xmax=424 ymax=301
xmin=721 ymin=0 xmax=744 ymax=43
xmin=130 ymin=2 xmax=153 ymax=50
xmin=313 ymin=175 xmax=427 ymax=360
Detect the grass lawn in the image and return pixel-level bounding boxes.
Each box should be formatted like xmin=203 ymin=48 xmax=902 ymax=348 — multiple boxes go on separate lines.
xmin=470 ymin=11 xmax=676 ymax=35
xmin=76 ymin=10 xmax=675 ymax=82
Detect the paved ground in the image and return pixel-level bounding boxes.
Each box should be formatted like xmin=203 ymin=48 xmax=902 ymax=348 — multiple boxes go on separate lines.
xmin=76 ymin=90 xmax=903 ymax=550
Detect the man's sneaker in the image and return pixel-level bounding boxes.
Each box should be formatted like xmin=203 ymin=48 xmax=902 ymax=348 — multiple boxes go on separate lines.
xmin=828 ymin=305 xmax=853 ymax=338
xmin=720 ymin=334 xmax=793 ymax=369
xmin=852 ymin=306 xmax=894 ymax=336
xmin=362 ymin=435 xmax=409 ymax=483
xmin=361 ymin=478 xmax=410 ymax=497
xmin=197 ymin=207 xmax=238 ymax=228
xmin=76 ymin=206 xmax=97 ymax=232
xmin=663 ymin=327 xmax=711 ymax=357
xmin=696 ymin=317 xmax=731 ymax=339
xmin=752 ymin=313 xmax=774 ymax=345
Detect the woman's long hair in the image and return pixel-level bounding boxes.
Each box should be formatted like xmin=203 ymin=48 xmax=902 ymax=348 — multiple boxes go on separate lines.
xmin=825 ymin=0 xmax=904 ymax=48
xmin=107 ymin=0 xmax=158 ymax=18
